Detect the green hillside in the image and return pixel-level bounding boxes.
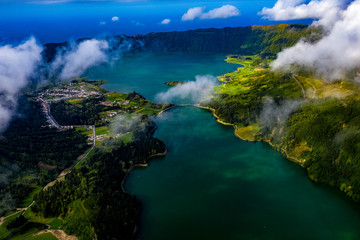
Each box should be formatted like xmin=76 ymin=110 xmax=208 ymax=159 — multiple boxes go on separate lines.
xmin=0 ymin=80 xmax=167 ymax=240
xmin=202 ymin=54 xmax=360 ymax=202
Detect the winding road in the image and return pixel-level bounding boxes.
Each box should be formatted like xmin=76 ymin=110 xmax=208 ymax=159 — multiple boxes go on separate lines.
xmin=0 ymin=98 xmax=96 ymax=229
xmin=293 ymin=75 xmax=306 ymax=98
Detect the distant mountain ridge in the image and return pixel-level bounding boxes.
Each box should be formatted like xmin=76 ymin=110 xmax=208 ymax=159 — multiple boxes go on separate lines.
xmin=44 ymin=24 xmax=315 ymax=62
xmin=131 ymin=24 xmax=311 ymax=56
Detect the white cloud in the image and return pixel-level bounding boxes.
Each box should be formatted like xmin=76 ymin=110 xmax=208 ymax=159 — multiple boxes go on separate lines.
xmin=260 ymin=97 xmax=303 ymax=127
xmin=202 ymin=5 xmax=241 ymax=20
xmin=110 ymin=114 xmax=144 ymax=135
xmin=264 ymin=0 xmax=360 ymax=80
xmin=112 ymin=16 xmax=119 ymax=22
xmin=182 ymin=5 xmax=240 ymax=21
xmin=156 ymin=75 xmax=217 ymax=103
xmin=0 ymin=35 xmax=142 ymax=133
xmin=0 ymin=37 xmax=43 ymax=132
xmin=260 ymin=0 xmax=348 ymax=29
xmin=268 ymin=0 xmax=360 ymax=81
xmin=182 ymin=7 xmax=204 ymax=21
xmin=50 ymin=39 xmax=110 ymax=81
xmin=160 ymin=18 xmax=171 ymax=25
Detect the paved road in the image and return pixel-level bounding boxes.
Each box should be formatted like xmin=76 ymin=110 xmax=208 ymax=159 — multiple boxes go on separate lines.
xmin=38 ymin=98 xmax=62 ymax=129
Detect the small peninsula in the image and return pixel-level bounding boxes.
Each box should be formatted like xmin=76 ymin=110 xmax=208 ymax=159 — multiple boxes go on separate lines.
xmin=165 ymin=81 xmax=185 ymax=87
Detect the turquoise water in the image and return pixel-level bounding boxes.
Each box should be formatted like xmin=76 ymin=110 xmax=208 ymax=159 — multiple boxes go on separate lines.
xmin=128 ymin=107 xmax=360 ymax=240
xmin=87 ymin=52 xmax=237 ymax=102
xmin=88 ymin=53 xmax=360 ymax=240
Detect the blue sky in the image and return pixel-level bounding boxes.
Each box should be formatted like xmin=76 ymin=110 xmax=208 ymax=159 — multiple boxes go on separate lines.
xmin=0 ymin=0 xmax=310 ymax=43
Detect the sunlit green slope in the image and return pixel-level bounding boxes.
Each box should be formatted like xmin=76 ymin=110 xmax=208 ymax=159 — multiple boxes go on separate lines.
xmin=203 ymin=55 xmax=360 ymax=201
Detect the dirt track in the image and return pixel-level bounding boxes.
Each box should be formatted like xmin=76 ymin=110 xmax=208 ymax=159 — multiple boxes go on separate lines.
xmin=34 ymin=229 xmax=78 ymax=240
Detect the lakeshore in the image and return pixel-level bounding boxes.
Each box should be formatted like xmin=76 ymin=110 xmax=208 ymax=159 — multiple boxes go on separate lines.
xmin=199 ymin=105 xmax=305 ymax=165
xmin=3 ymin=51 xmax=360 ymax=240
xmin=126 ymin=106 xmax=360 ymax=240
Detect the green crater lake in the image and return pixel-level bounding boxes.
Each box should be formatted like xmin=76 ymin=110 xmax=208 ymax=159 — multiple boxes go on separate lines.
xmin=89 ymin=53 xmax=360 ymax=240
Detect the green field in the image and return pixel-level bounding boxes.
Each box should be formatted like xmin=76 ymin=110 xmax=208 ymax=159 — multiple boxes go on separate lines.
xmin=20 ymin=187 xmax=42 ymax=208
xmin=118 ymin=132 xmax=133 ymax=144
xmin=104 ymin=92 xmax=127 ymax=102
xmin=22 ymin=232 xmax=58 ymax=240
xmin=0 ymin=212 xmax=47 ymax=240
xmin=235 ymin=123 xmax=261 ymax=141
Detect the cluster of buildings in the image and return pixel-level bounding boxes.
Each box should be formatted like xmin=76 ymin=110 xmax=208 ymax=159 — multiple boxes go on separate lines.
xmin=88 ymin=134 xmax=106 ymax=142
xmin=100 ymin=100 xmax=130 ymax=106
xmin=38 ymin=83 xmax=101 ymax=102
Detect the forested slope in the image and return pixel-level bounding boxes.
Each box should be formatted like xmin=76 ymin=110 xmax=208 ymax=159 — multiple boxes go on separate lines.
xmin=44 ymin=24 xmax=317 ymax=62
xmin=0 ymin=80 xmax=167 ymax=240
xmin=202 ymin=55 xmax=360 ymax=202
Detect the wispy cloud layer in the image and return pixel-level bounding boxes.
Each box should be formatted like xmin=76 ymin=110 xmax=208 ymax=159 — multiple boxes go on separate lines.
xmin=0 ymin=37 xmax=42 ymax=132
xmin=182 ymin=5 xmax=240 ymax=21
xmin=260 ymin=0 xmax=348 ymax=28
xmin=50 ymin=39 xmax=110 ymax=81
xmin=156 ymin=75 xmax=217 ymax=103
xmin=260 ymin=97 xmax=303 ymax=128
xmin=0 ymin=36 xmax=140 ymax=132
xmin=262 ymin=0 xmax=360 ymax=81
xmin=160 ymin=18 xmax=171 ymax=25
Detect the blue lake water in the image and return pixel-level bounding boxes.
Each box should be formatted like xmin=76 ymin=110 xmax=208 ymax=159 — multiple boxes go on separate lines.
xmin=87 ymin=52 xmax=238 ymax=102
xmin=88 ymin=52 xmax=360 ymax=240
